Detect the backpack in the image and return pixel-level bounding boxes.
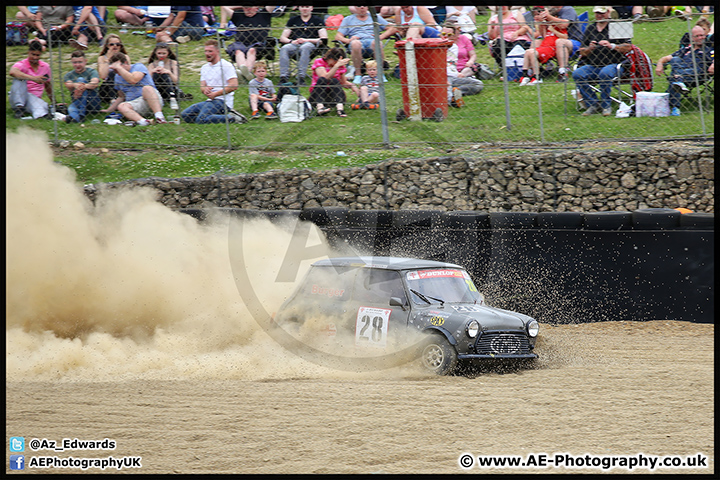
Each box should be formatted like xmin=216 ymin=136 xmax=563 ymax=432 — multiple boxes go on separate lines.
xmin=277 ymin=94 xmax=311 ymax=123
xmin=6 ymin=21 xmax=28 ymax=46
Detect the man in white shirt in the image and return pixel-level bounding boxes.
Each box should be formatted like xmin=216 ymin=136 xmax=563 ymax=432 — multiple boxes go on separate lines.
xmin=180 ymin=39 xmax=247 ymax=123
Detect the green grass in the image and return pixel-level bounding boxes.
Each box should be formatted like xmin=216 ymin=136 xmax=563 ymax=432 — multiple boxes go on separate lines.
xmin=5 ymin=6 xmax=714 ymax=184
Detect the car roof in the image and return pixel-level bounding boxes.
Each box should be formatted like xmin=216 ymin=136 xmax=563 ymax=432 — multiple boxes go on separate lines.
xmin=311 ymin=256 xmax=463 ymax=271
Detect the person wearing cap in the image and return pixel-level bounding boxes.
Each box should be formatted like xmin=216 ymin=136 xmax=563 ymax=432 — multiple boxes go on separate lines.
xmin=572 ymin=6 xmax=632 ymax=116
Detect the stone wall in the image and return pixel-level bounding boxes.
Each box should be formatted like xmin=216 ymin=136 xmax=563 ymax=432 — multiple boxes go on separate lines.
xmin=84 ymin=144 xmax=714 ymax=213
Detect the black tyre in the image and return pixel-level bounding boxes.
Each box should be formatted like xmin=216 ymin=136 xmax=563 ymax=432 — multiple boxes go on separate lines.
xmin=537 ymin=211 xmax=584 ymax=229
xmin=583 ymin=211 xmax=633 ymax=230
xmin=632 ymin=208 xmax=681 ymax=230
xmin=679 ymin=212 xmax=714 ymax=229
xmin=420 ymin=335 xmax=458 ymax=375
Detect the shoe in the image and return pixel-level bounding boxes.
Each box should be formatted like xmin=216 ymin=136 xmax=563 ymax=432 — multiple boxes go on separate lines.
xmin=229 ymin=108 xmax=248 ymax=123
xmin=69 ymin=38 xmax=88 ymax=50
xmin=366 ymin=103 xmax=379 ymax=110
xmin=153 ymin=115 xmax=167 ymax=124
xmin=177 ymin=91 xmax=194 ymax=101
xmin=602 ymin=107 xmax=612 ymax=116
xmin=296 ymin=76 xmax=307 ymax=87
xmin=316 ymin=106 xmax=331 ymax=116
xmin=53 ymin=111 xmax=68 ymax=122
xmin=353 ymin=75 xmax=362 ymax=84
xmin=265 ymin=111 xmax=278 ymax=120
xmin=528 ymin=77 xmax=543 ymax=85
xmin=646 ymin=6 xmax=662 ymax=18
xmin=238 ymin=65 xmax=253 ymax=81
xmin=450 ymin=87 xmax=464 ymax=108
xmin=169 ymin=95 xmax=179 ymax=110
xmin=337 ymin=108 xmax=347 ymax=117
xmin=13 ymin=107 xmax=25 ymax=119
xmin=279 ymin=76 xmax=289 ymax=85
xmin=582 ymin=104 xmax=602 ymax=116
xmin=250 ymin=110 xmax=260 ymax=120
xmin=672 ymin=81 xmax=689 ymax=93
xmin=671 ymin=107 xmax=681 ymax=116
xmin=556 ymin=73 xmax=568 ymax=83
xmin=519 ymin=76 xmax=532 ymax=86
xmin=176 ymin=35 xmax=190 ymax=44
xmin=351 ymin=103 xmax=362 ymax=110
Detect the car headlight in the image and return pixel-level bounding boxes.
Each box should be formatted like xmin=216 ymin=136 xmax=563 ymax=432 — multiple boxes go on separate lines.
xmin=466 ymin=320 xmax=480 ymax=338
xmin=527 ymin=320 xmax=539 ymax=338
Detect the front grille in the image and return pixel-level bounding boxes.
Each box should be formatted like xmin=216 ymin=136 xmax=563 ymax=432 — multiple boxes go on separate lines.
xmin=475 ymin=332 xmax=531 ymax=355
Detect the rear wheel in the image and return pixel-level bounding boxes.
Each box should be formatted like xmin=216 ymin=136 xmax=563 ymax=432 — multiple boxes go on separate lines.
xmin=420 ymin=335 xmax=458 ymax=375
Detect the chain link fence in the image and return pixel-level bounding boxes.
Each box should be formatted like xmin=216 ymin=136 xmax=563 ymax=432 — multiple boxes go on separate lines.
xmin=6 ymin=8 xmax=714 ymax=150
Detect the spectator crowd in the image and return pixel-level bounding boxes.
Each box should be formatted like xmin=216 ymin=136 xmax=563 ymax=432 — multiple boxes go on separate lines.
xmin=8 ymin=5 xmax=715 ymax=124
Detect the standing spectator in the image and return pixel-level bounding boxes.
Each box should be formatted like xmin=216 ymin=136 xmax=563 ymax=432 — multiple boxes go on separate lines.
xmin=393 ymin=6 xmax=441 ymax=40
xmin=572 ymin=6 xmax=632 ymax=116
xmin=69 ymin=6 xmax=106 ymax=50
xmin=96 ymin=34 xmax=128 ymax=106
xmin=147 ymin=43 xmax=180 ymax=105
xmin=32 ymin=6 xmax=74 ymax=46
xmin=655 ymin=25 xmax=714 ymax=116
xmin=351 ymin=59 xmax=381 ymax=110
xmin=519 ymin=6 xmax=568 ymax=85
xmin=487 ymin=6 xmax=532 ymax=69
xmin=225 ymin=6 xmax=275 ymax=82
xmin=248 ymin=61 xmax=278 ymax=120
xmin=154 ymin=6 xmax=205 ymax=44
xmin=114 ymin=6 xmax=149 ymax=26
xmin=278 ymin=5 xmax=328 ymax=86
xmin=54 ymin=50 xmax=101 ymax=123
xmin=8 ymin=40 xmax=53 ymax=119
xmin=180 ymin=39 xmax=246 ymax=124
xmin=308 ymin=47 xmax=360 ymax=117
xmin=335 ymin=6 xmax=395 ymax=84
xmin=441 ymin=22 xmax=484 ymax=107
xmin=109 ymin=52 xmax=167 ymax=126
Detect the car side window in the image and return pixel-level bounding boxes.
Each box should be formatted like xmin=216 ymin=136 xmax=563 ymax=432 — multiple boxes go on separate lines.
xmin=353 ymin=269 xmax=406 ymax=305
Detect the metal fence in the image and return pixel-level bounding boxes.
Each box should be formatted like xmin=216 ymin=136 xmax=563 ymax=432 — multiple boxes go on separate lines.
xmin=7 ymin=8 xmax=714 ymax=149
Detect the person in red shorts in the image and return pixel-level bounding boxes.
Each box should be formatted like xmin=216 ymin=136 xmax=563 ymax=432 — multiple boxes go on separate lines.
xmin=519 ymin=6 xmax=568 ymax=85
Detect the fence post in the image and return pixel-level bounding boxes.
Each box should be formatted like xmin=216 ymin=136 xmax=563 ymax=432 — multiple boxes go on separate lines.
xmin=369 ymin=8 xmax=391 ymax=147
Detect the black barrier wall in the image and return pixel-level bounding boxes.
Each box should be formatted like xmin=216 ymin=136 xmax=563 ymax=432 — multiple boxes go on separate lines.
xmin=182 ymin=207 xmax=714 ymax=324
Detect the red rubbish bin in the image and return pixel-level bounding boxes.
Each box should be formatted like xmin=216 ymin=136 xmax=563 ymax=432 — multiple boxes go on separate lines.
xmin=395 ymin=38 xmax=453 ymax=121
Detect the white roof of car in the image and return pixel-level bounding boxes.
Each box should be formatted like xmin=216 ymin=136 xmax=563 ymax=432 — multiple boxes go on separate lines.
xmin=311 ymin=256 xmax=463 ymax=271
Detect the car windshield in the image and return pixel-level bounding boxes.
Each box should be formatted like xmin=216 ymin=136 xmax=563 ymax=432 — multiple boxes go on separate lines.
xmin=405 ymin=268 xmax=483 ymax=305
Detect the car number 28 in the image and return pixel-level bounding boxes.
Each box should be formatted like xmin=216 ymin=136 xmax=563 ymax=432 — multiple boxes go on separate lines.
xmin=355 ymin=307 xmax=391 ymax=347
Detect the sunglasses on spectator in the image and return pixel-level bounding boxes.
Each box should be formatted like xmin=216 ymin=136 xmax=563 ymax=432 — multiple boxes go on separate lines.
xmin=108 ymin=42 xmax=122 ymax=47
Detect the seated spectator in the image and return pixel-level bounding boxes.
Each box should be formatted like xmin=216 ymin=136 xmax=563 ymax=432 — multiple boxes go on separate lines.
xmin=97 ymin=34 xmax=128 ymax=106
xmin=54 ymin=50 xmax=101 ymax=123
xmin=225 ymin=6 xmax=275 ymax=82
xmin=15 ymin=6 xmax=40 ymax=30
xmin=393 ymin=6 xmax=441 ymax=40
xmin=32 ymin=6 xmax=74 ymax=47
xmin=278 ymin=5 xmax=328 ymax=86
xmin=352 ymin=60 xmax=381 ymax=110
xmin=655 ymin=25 xmax=714 ymax=116
xmin=445 ymin=19 xmax=478 ymax=78
xmin=487 ymin=6 xmax=532 ymax=69
xmin=572 ymin=6 xmax=632 ymax=117
xmin=519 ymin=6 xmax=569 ymax=85
xmin=69 ymin=6 xmax=106 ymax=50
xmin=8 ymin=40 xmax=52 ymax=119
xmin=180 ymin=39 xmax=246 ymax=124
xmin=114 ymin=6 xmax=149 ymax=26
xmin=147 ymin=43 xmax=180 ymax=105
xmin=445 ymin=6 xmax=479 ymax=43
xmin=154 ymin=6 xmax=205 ymax=44
xmin=679 ymin=17 xmax=713 ymax=48
xmin=308 ymin=47 xmax=360 ymax=117
xmin=335 ymin=6 xmax=395 ymax=84
xmin=108 ymin=52 xmax=167 ymax=126
xmin=248 ymin=61 xmax=278 ymax=120
xmin=441 ymin=22 xmax=484 ymax=107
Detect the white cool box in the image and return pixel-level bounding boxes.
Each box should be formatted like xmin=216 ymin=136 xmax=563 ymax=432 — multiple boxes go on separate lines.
xmin=635 ymin=92 xmax=670 ymax=117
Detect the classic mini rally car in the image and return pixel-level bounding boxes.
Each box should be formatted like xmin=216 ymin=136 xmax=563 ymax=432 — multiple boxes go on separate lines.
xmin=274 ymin=256 xmax=539 ymax=375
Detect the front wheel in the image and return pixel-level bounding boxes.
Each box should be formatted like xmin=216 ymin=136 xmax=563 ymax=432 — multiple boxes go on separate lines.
xmin=420 ymin=335 xmax=458 ymax=375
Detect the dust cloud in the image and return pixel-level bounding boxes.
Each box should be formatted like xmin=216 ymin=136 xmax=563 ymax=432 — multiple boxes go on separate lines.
xmin=5 ymin=129 xmax=363 ymax=382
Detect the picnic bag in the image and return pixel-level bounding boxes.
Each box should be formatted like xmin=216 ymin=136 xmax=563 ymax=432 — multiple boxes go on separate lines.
xmin=277 ymin=94 xmax=311 ymax=123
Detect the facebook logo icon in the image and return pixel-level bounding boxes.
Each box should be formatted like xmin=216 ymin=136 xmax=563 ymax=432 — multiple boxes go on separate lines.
xmin=10 ymin=455 xmax=25 ymax=470
xmin=10 ymin=437 xmax=25 ymax=452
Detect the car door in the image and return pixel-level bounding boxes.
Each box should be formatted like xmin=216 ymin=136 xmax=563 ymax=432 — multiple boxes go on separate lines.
xmin=350 ymin=268 xmax=410 ymax=350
